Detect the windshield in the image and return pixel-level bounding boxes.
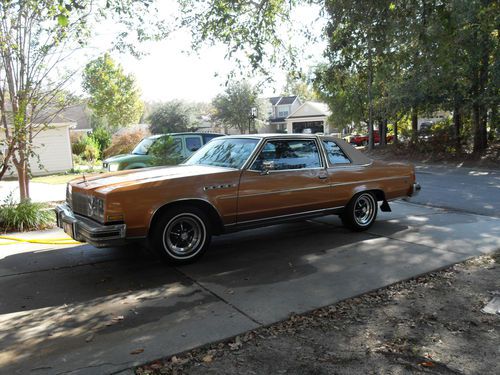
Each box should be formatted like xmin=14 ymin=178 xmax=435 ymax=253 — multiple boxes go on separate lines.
xmin=132 ymin=137 xmax=157 ymax=155
xmin=184 ymin=138 xmax=259 ymax=169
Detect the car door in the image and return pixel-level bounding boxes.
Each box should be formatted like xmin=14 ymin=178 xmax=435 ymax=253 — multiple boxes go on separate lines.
xmin=322 ymin=139 xmax=366 ymax=207
xmin=237 ymin=138 xmax=331 ymax=223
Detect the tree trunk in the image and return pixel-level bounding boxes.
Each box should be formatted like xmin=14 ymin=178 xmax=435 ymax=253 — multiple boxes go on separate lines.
xmin=472 ymin=30 xmax=490 ymax=153
xmin=453 ymin=104 xmax=461 ymax=151
xmin=16 ymin=162 xmax=29 ymax=201
xmin=472 ymin=103 xmax=486 ymax=153
xmin=380 ymin=119 xmax=387 ymax=146
xmin=411 ymin=108 xmax=418 ymax=143
xmin=367 ymin=40 xmax=374 ymax=151
xmin=491 ymin=106 xmax=499 ymax=138
xmin=394 ymin=120 xmax=398 ymax=144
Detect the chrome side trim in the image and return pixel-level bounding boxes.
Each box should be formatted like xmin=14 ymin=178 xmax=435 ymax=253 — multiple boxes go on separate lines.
xmin=238 ymin=184 xmax=330 ymax=198
xmin=226 ymin=205 xmax=345 ymax=231
xmin=330 ymin=175 xmax=409 ymax=188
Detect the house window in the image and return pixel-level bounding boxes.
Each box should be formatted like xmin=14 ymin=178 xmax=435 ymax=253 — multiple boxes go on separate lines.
xmin=278 ymin=110 xmax=289 ymax=118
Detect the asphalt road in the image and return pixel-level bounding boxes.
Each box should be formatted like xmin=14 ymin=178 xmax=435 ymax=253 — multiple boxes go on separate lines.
xmin=1 ymin=200 xmax=499 ymax=375
xmin=413 ymin=164 xmax=500 ymax=217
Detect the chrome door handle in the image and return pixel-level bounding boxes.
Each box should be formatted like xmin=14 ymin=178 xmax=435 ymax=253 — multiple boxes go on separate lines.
xmin=318 ymin=174 xmax=327 ymax=180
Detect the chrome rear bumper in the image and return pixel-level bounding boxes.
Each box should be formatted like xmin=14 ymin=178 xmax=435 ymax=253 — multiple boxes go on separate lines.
xmin=55 ymin=204 xmax=126 ymax=248
xmin=410 ymin=182 xmax=421 ymax=197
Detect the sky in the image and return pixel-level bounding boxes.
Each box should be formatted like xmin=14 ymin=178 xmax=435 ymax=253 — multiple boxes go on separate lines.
xmin=74 ymin=1 xmax=327 ymax=103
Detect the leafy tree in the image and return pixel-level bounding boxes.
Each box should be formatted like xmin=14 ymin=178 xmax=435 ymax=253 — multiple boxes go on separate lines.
xmin=317 ymin=0 xmax=398 ymax=148
xmin=0 ymin=0 xmax=166 ymax=200
xmin=212 ymin=82 xmax=269 ymax=134
xmin=282 ymin=73 xmax=319 ymax=101
xmin=149 ymin=136 xmax=184 ymax=166
xmin=318 ymin=0 xmax=498 ymax=153
xmin=90 ymin=125 xmax=112 ymax=159
xmin=82 ymin=54 xmax=144 ymax=130
xmin=177 ymin=0 xmax=320 ymax=76
xmin=148 ymin=101 xmax=197 ymax=134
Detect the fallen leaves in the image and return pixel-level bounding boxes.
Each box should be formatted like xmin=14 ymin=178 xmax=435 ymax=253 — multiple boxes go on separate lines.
xmin=130 ymin=348 xmax=144 ymax=355
xmin=202 ymin=354 xmax=213 ymax=363
xmin=228 ymin=336 xmax=242 ymax=351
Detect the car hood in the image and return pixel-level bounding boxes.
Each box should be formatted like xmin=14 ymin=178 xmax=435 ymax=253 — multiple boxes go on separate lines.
xmin=70 ymin=164 xmax=234 ymax=194
xmin=103 ymin=154 xmax=148 ymax=164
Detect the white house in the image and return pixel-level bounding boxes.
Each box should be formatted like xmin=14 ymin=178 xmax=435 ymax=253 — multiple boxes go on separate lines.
xmin=263 ymin=96 xmax=302 ymax=133
xmin=285 ymin=101 xmax=339 ymax=135
xmin=1 ymin=116 xmax=74 ymax=177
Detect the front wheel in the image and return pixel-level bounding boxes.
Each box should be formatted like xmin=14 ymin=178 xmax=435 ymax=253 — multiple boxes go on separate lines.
xmin=340 ymin=192 xmax=378 ymax=231
xmin=150 ymin=206 xmax=211 ymax=264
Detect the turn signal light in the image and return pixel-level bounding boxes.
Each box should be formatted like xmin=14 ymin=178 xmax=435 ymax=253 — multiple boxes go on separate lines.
xmin=107 ymin=214 xmax=124 ymax=222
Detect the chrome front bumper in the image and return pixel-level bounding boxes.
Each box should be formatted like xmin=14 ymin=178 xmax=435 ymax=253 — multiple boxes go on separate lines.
xmin=55 ymin=204 xmax=127 ymax=248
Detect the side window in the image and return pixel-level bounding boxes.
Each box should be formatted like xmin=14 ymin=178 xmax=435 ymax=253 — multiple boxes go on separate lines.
xmin=185 ymin=137 xmax=202 ymax=152
xmin=172 ymin=137 xmax=182 ymax=153
xmin=323 ymin=140 xmax=351 ymax=165
xmin=251 ymin=139 xmax=321 ymax=171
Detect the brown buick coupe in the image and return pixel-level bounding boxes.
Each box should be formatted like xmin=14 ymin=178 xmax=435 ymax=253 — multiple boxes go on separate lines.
xmin=56 ymin=134 xmax=420 ymax=264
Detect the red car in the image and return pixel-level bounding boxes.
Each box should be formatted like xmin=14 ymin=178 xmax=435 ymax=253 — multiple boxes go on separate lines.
xmin=348 ymin=131 xmax=393 ymax=146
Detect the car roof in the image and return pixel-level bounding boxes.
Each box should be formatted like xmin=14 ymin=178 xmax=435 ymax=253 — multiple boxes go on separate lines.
xmin=145 ymin=132 xmax=225 ymax=139
xmin=222 ymin=133 xmax=335 ymax=140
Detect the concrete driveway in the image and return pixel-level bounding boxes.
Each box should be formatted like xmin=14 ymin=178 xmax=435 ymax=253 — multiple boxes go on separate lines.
xmin=0 ymin=201 xmax=499 ymax=374
xmin=0 ymin=180 xmax=66 ymax=203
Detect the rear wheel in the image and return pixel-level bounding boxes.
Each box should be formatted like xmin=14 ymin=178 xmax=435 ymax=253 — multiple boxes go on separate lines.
xmin=150 ymin=206 xmax=211 ymax=264
xmin=341 ymin=192 xmax=378 ymax=231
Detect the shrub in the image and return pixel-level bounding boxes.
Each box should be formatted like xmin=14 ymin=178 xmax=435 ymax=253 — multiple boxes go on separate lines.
xmin=72 ymin=153 xmax=85 ymax=165
xmin=103 ymin=129 xmax=148 ymax=158
xmin=71 ymin=134 xmax=87 ymax=155
xmin=90 ymin=125 xmax=112 ymax=158
xmin=149 ymin=136 xmax=183 ymax=166
xmin=0 ymin=197 xmax=55 ymax=232
xmin=83 ymin=136 xmax=100 ymax=162
xmin=72 ymin=135 xmax=100 ymax=162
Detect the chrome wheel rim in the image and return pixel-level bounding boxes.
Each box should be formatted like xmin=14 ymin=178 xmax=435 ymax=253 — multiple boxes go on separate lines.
xmin=353 ymin=194 xmax=376 ymax=226
xmin=163 ymin=214 xmax=205 ymax=258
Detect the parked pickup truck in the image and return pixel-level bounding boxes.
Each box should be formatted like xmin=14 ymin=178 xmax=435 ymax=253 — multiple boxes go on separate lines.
xmin=56 ymin=134 xmax=420 ymax=264
xmin=102 ymin=132 xmax=224 ymax=172
xmin=347 ymin=131 xmax=394 ymax=146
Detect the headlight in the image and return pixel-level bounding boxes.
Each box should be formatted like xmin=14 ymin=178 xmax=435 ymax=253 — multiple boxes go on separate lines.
xmin=108 ymin=163 xmax=120 ymax=172
xmin=89 ymin=196 xmax=105 ymax=222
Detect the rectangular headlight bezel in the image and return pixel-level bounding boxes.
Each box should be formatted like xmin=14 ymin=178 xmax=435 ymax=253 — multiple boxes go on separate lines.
xmin=90 ymin=196 xmax=105 ymax=222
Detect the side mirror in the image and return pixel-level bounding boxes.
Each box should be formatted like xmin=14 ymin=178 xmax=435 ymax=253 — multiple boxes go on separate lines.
xmin=261 ymin=160 xmax=275 ymax=175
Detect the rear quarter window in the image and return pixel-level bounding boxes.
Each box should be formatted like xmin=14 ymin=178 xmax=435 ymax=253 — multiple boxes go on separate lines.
xmin=323 ymin=140 xmax=351 ymax=165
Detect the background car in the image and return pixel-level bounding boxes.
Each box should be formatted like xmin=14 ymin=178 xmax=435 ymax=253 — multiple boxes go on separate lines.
xmin=102 ymin=132 xmax=224 ymax=171
xmin=349 ymin=131 xmax=393 ymax=146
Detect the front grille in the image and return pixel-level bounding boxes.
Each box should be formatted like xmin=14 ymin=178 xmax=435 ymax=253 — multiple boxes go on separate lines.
xmin=72 ymin=192 xmax=91 ymax=217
